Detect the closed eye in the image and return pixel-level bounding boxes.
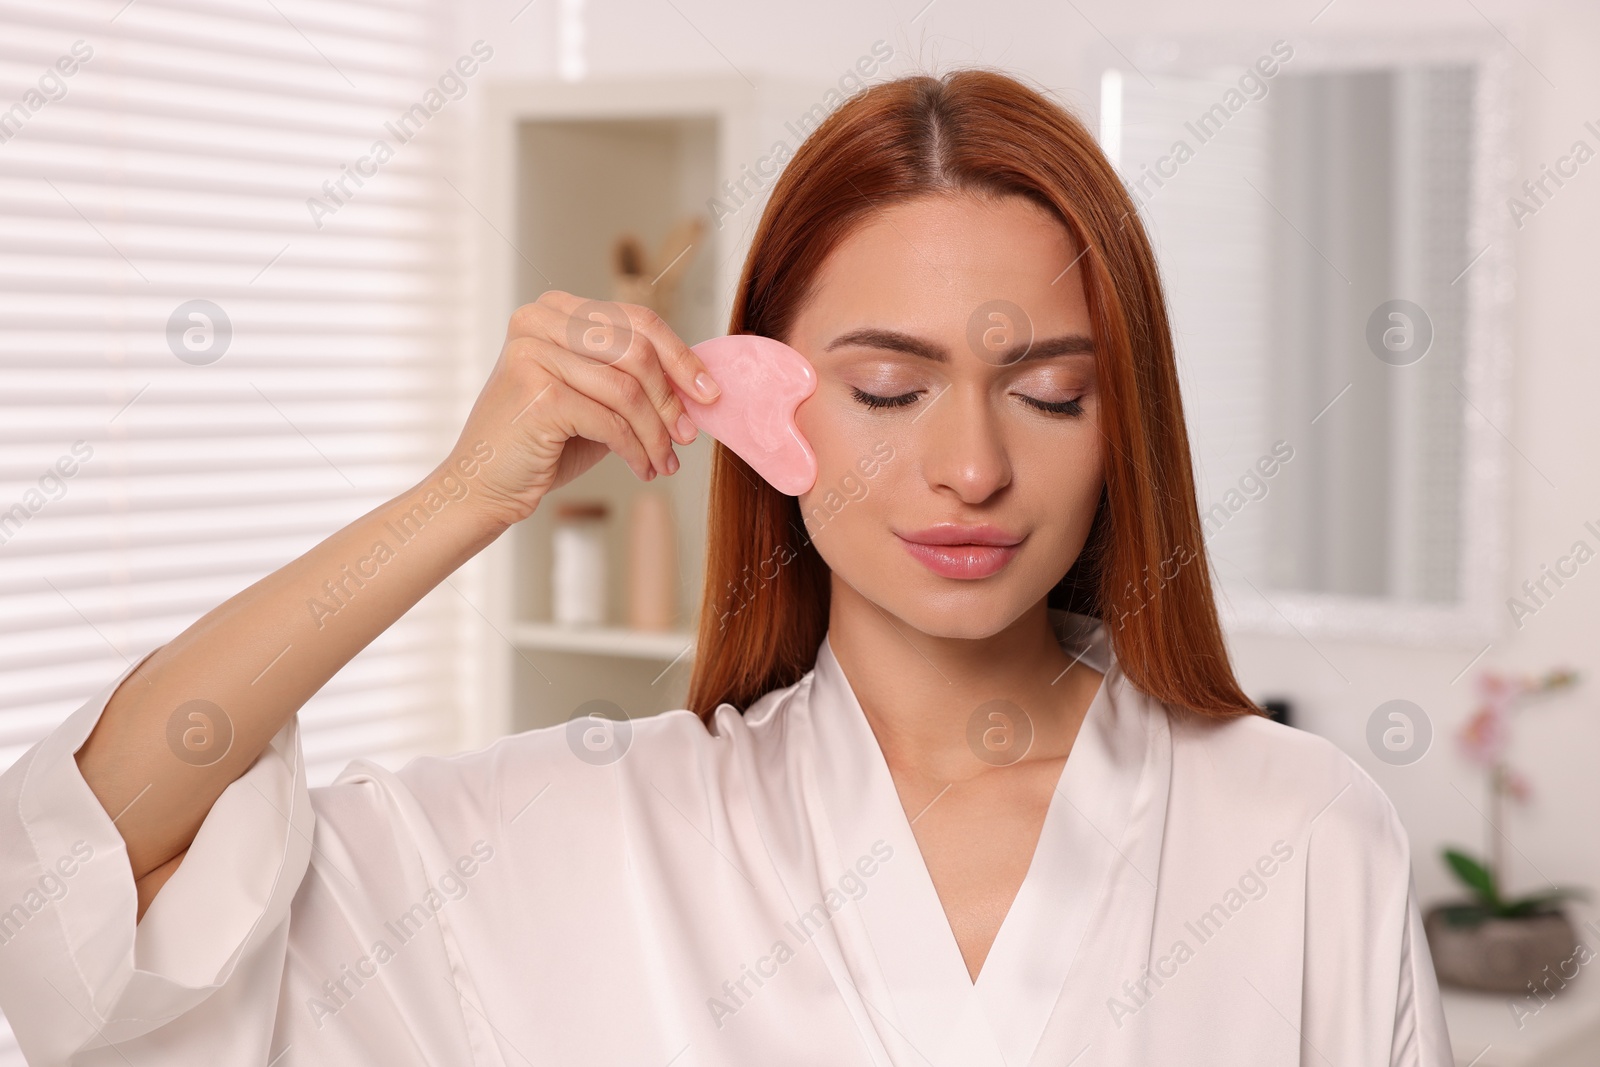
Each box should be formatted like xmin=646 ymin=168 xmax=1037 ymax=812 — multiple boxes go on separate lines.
xmin=851 ymin=386 xmax=1085 ymax=417
xmin=1021 ymin=395 xmax=1085 ymax=417
xmin=850 ymin=386 xmax=920 ymax=409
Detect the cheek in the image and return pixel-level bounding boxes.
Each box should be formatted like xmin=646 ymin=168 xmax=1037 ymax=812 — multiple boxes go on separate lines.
xmin=1020 ymin=425 xmax=1105 ymax=528
xmin=794 ymin=394 xmax=887 ymax=502
xmin=795 ymin=411 xmax=905 ymax=549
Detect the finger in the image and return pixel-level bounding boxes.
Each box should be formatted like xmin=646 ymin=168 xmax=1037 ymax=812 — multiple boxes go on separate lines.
xmin=622 ymin=304 xmax=721 ymax=406
xmin=612 ymin=328 xmax=700 ymax=447
xmin=541 ymin=377 xmax=657 ymax=482
xmin=532 ymin=294 xmax=720 ymax=414
xmin=528 ymin=339 xmax=679 ymax=478
xmin=507 ymin=290 xmax=577 ymax=344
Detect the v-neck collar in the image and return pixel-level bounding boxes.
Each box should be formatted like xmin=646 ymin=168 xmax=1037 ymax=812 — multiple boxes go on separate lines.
xmin=797 ymin=610 xmax=1167 ymax=1066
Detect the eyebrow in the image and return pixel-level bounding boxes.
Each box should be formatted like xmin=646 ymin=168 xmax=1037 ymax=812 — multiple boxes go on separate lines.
xmin=824 ymin=326 xmax=1094 ymax=364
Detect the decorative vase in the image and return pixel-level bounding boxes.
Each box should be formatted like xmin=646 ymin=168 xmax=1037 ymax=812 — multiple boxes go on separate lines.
xmin=626 ymin=490 xmax=677 ymax=632
xmin=1422 ymin=905 xmax=1580 ymax=993
xmin=610 ymin=215 xmax=705 ymax=322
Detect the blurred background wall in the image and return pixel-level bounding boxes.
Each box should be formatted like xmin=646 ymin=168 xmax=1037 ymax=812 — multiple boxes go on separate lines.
xmin=0 ymin=0 xmax=1595 ymax=1062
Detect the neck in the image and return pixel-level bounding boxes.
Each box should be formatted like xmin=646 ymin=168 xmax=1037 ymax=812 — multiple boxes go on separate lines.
xmin=824 ymin=576 xmax=1103 ymax=783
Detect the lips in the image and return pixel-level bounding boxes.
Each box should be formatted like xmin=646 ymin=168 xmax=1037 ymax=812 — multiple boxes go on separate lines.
xmin=895 ymin=525 xmax=1024 ymax=579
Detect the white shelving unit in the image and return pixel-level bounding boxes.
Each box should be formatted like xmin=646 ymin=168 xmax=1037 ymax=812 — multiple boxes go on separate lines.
xmin=511 ymin=622 xmax=694 ymax=663
xmin=462 ymin=75 xmax=826 ymax=745
xmin=1443 ymin=976 xmax=1600 ymax=1066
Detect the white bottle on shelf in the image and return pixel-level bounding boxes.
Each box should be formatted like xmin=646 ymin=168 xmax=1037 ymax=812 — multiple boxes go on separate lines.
xmin=552 ymin=500 xmax=609 ymax=627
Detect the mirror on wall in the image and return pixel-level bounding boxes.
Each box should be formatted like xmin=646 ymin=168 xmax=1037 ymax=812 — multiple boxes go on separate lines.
xmin=1095 ymin=37 xmax=1518 ymax=645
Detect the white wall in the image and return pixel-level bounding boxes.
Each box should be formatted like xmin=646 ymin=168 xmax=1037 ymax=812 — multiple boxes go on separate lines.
xmin=444 ymin=0 xmax=1599 ymax=914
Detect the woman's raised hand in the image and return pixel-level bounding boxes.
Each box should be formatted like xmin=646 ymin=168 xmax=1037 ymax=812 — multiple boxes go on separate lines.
xmin=456 ymin=291 xmax=722 ymax=528
xmin=77 ymin=293 xmax=719 ymax=916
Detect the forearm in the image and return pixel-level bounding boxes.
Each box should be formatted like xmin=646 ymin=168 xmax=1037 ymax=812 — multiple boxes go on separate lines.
xmin=75 ymin=442 xmax=511 ymax=883
xmin=69 ymin=287 xmax=715 ymax=905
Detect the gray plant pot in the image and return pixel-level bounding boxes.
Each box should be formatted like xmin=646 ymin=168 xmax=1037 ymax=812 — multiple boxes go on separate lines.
xmin=1423 ymin=904 xmax=1579 ymax=994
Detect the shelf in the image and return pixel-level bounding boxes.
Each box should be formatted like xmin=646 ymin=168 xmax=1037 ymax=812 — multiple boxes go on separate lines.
xmin=511 ymin=621 xmax=696 ymax=661
xmin=1443 ymin=976 xmax=1600 ymax=1066
xmin=470 ymin=76 xmax=768 ymax=742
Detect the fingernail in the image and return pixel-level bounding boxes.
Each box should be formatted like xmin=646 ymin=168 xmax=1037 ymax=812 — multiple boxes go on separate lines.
xmin=675 ymin=414 xmax=697 ymax=442
xmin=664 ymin=451 xmax=679 ymax=475
xmin=695 ymin=371 xmax=720 ymax=400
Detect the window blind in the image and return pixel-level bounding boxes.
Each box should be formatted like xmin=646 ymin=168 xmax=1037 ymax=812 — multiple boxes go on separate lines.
xmin=0 ymin=0 xmax=468 ymax=1056
xmin=1107 ymin=69 xmax=1275 ymax=586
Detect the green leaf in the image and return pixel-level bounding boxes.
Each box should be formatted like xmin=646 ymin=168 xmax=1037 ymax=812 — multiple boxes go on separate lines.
xmin=1443 ymin=847 xmax=1501 ymax=906
xmin=1500 ymin=886 xmax=1591 ymax=917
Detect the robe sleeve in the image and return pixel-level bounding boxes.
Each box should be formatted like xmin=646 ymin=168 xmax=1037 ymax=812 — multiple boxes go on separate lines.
xmin=1391 ymin=865 xmax=1452 ymax=1067
xmin=1300 ymin=760 xmax=1453 ymax=1067
xmin=0 ymin=652 xmax=314 ymax=1064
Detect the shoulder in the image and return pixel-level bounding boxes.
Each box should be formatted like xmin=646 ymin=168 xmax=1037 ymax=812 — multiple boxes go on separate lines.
xmin=1165 ymin=706 xmax=1411 ymax=864
xmin=316 ymin=672 xmax=815 ymax=833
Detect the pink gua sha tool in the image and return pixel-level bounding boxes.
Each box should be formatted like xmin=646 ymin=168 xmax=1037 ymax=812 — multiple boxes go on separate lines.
xmin=675 ymin=335 xmax=818 ymax=496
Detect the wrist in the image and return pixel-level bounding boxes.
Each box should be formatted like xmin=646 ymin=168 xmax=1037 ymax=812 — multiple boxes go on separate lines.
xmin=419 ymin=442 xmax=530 ymax=539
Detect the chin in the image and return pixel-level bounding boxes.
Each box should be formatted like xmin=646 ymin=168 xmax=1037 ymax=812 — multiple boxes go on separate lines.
xmin=854 ymin=562 xmax=1041 ymax=641
xmin=897 ymin=608 xmax=1026 ymax=642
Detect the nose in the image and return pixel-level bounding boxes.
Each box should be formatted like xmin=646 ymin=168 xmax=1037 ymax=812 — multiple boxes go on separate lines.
xmin=915 ymin=383 xmax=1013 ymax=504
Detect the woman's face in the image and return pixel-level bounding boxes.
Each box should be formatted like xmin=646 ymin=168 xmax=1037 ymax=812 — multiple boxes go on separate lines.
xmin=788 ymin=191 xmax=1104 ymax=640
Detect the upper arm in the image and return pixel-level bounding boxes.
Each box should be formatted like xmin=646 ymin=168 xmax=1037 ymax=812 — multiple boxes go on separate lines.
xmin=1301 ymin=760 xmax=1428 ymax=1063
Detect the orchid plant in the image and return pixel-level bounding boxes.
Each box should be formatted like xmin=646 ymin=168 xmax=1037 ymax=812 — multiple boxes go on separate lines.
xmin=1438 ymin=667 xmax=1587 ymax=927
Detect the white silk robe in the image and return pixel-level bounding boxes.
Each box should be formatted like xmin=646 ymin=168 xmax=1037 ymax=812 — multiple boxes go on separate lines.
xmin=0 ymin=611 xmax=1452 ymax=1065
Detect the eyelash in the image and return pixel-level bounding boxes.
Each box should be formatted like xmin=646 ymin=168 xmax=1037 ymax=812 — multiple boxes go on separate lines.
xmin=849 ymin=386 xmax=1085 ymax=418
xmin=850 ymin=387 xmax=919 ymax=410
xmin=1022 ymin=396 xmax=1086 ymax=417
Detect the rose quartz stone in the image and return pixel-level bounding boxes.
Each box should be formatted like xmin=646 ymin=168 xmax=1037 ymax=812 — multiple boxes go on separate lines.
xmin=676 ymin=334 xmax=818 ymax=496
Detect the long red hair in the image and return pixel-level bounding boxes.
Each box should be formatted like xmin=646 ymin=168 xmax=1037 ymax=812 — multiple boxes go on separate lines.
xmin=685 ymin=69 xmax=1260 ymax=724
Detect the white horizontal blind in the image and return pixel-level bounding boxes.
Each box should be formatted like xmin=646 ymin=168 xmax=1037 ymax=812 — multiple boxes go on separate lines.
xmin=1109 ymin=71 xmax=1274 ymax=586
xmin=0 ymin=0 xmax=467 ymax=1057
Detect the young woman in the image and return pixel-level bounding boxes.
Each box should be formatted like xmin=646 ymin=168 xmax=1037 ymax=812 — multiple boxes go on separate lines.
xmin=0 ymin=70 xmax=1451 ymax=1065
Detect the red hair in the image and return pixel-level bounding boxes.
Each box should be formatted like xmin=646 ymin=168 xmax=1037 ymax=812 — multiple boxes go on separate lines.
xmin=686 ymin=69 xmax=1260 ymax=724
